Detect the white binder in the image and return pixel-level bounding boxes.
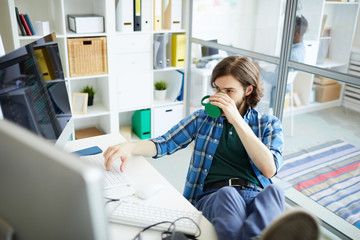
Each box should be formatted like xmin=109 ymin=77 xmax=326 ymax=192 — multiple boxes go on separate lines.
xmin=164 ymin=0 xmax=182 ymax=31
xmin=141 ymin=0 xmax=152 ymax=32
xmin=153 ymin=0 xmax=162 ymax=30
xmin=153 ymin=33 xmax=168 ymax=69
xmin=116 ymin=0 xmax=134 ymax=32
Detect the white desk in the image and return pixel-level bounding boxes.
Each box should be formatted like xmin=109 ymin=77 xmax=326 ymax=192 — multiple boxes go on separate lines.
xmin=65 ymin=133 xmax=217 ymax=240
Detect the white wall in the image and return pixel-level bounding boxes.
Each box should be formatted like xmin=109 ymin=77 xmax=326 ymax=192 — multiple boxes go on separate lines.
xmin=192 ymin=0 xmax=283 ymax=56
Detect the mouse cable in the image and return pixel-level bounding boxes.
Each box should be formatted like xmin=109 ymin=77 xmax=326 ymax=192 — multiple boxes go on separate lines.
xmin=104 ymin=197 xmax=120 ymax=207
xmin=132 ymin=221 xmax=174 ymax=240
xmin=166 ymin=217 xmax=201 ymax=239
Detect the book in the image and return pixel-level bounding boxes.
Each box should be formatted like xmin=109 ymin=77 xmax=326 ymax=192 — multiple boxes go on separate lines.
xmin=15 ymin=7 xmax=25 ymax=36
xmin=19 ymin=14 xmax=32 ymax=36
xmin=24 ymin=14 xmax=36 ymax=35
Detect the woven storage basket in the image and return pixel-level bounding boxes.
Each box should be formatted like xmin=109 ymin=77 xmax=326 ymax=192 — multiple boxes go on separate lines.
xmin=67 ymin=37 xmax=107 ymax=77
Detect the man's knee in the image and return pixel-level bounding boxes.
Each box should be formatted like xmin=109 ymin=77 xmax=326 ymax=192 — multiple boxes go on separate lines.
xmin=263 ymin=184 xmax=285 ymax=209
xmin=265 ymin=184 xmax=284 ymax=196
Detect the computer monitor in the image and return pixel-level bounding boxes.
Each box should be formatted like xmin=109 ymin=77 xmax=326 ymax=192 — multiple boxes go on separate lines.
xmin=0 ymin=35 xmax=73 ymax=148
xmin=0 ymin=119 xmax=108 ymax=240
xmin=201 ymin=39 xmax=219 ymax=58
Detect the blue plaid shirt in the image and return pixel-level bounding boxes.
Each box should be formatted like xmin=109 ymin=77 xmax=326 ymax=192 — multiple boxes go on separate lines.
xmin=151 ymin=108 xmax=284 ymax=204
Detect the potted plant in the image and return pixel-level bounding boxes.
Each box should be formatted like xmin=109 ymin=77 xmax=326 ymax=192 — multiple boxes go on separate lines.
xmin=80 ymin=85 xmax=95 ymax=106
xmin=154 ymin=80 xmax=167 ymax=101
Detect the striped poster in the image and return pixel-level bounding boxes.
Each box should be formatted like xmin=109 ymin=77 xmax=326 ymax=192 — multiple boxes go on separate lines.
xmin=278 ymin=139 xmax=360 ymax=228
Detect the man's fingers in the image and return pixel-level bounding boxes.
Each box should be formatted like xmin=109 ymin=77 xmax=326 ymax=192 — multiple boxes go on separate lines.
xmin=120 ymin=156 xmax=129 ymax=172
xmin=104 ymin=147 xmax=118 ymax=171
xmin=105 ymin=155 xmax=116 ymax=171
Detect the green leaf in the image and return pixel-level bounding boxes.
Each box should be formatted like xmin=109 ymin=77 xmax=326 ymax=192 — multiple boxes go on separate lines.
xmin=80 ymin=85 xmax=95 ymax=98
xmin=154 ymin=80 xmax=167 ymax=90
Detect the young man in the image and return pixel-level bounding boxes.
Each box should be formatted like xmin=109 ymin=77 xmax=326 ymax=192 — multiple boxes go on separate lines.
xmin=260 ymin=15 xmax=308 ymax=108
xmin=104 ymin=56 xmax=285 ymax=239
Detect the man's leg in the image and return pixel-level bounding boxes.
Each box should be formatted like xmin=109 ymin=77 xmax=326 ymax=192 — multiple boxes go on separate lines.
xmin=240 ymin=184 xmax=285 ymax=239
xmin=195 ymin=186 xmax=247 ymax=240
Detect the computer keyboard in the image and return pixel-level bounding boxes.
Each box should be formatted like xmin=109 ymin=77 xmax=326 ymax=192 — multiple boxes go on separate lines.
xmin=81 ymin=154 xmax=133 ymax=189
xmin=110 ymin=201 xmax=202 ymax=235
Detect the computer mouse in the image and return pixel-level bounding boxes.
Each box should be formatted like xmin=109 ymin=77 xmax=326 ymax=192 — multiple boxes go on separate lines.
xmin=136 ymin=183 xmax=163 ymax=200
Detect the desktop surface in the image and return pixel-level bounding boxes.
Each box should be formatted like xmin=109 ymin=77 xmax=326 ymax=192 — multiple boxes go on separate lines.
xmin=64 ymin=133 xmax=218 ymax=240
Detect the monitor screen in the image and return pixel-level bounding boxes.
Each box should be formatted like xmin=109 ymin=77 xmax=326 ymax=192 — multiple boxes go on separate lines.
xmin=0 ymin=119 xmax=108 ymax=240
xmin=0 ymin=35 xmax=72 ymax=146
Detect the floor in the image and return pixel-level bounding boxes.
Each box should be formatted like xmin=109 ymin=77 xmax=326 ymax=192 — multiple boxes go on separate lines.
xmin=146 ymin=106 xmax=360 ymax=239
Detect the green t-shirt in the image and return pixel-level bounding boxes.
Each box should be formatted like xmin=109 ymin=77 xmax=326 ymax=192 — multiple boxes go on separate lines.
xmin=204 ymin=119 xmax=261 ymax=187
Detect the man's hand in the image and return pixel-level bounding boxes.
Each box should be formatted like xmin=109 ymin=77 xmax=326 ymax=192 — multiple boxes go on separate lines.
xmin=103 ymin=140 xmax=157 ymax=172
xmin=209 ymin=92 xmax=242 ymax=124
xmin=103 ymin=142 xmax=134 ymax=172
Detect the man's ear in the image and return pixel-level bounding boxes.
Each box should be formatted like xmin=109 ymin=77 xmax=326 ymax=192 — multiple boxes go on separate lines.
xmin=245 ymin=85 xmax=253 ymax=96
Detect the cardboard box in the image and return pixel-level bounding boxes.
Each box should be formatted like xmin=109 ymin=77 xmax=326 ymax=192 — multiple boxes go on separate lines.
xmin=315 ymin=83 xmax=342 ymax=103
xmin=314 ymin=75 xmax=338 ymax=85
xmin=75 ymin=127 xmax=104 ymax=140
xmin=68 ymin=14 xmax=104 ymax=33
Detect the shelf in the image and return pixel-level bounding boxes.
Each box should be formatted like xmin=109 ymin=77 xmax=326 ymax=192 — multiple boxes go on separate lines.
xmin=118 ymin=104 xmax=153 ymax=113
xmin=153 ymin=67 xmax=185 ymax=72
xmin=325 ymin=1 xmax=358 ymax=5
xmin=65 ymin=31 xmax=107 ymax=38
xmin=153 ymin=29 xmax=186 ymax=34
xmin=316 ymin=60 xmax=346 ymax=69
xmin=282 ymin=99 xmax=342 ymax=117
xmin=72 ymin=103 xmax=110 ymax=119
xmin=66 ymin=74 xmax=109 ymax=81
xmin=18 ymin=35 xmax=54 ymax=40
xmin=153 ymin=100 xmax=183 ymax=108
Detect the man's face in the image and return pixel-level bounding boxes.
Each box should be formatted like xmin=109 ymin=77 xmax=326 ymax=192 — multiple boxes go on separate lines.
xmin=214 ymin=74 xmax=247 ymax=110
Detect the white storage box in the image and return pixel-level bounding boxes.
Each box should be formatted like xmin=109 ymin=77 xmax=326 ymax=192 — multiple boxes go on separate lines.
xmin=68 ymin=14 xmax=104 ymax=33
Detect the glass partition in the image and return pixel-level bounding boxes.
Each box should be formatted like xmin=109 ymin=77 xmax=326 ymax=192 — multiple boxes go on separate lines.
xmin=294 ymin=0 xmax=360 ymax=77
xmin=192 ymin=0 xmax=285 ymax=57
xmin=189 ymin=42 xmax=277 ymax=116
xmin=189 ymin=0 xmax=360 ymax=237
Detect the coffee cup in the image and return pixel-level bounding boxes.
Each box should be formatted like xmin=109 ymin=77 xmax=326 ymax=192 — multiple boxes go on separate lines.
xmin=201 ymin=95 xmax=222 ymax=118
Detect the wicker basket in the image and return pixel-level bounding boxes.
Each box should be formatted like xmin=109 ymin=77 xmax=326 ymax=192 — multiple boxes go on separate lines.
xmin=67 ymin=37 xmax=108 ymax=77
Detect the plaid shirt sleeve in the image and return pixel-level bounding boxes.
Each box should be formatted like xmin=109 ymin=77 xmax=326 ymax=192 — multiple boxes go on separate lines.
xmin=150 ymin=111 xmax=200 ymax=158
xmin=246 ymin=109 xmax=284 ymax=187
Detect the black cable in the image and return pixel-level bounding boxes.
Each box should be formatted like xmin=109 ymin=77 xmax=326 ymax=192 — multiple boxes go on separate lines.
xmin=132 ymin=216 xmax=202 ymax=240
xmin=104 ymin=197 xmax=120 ymax=206
xmin=132 ymin=221 xmax=174 ymax=240
xmin=171 ymin=217 xmax=202 ymax=239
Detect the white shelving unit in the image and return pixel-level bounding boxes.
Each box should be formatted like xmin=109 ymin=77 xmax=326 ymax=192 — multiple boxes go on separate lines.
xmin=1 ymin=0 xmax=189 ymax=139
xmin=290 ymin=0 xmax=360 ymax=114
xmin=110 ymin=0 xmax=189 ymax=139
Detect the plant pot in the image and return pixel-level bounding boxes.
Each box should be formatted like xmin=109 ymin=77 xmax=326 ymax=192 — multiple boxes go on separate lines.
xmin=154 ymin=89 xmax=167 ymax=101
xmin=87 ymin=97 xmax=94 ymax=106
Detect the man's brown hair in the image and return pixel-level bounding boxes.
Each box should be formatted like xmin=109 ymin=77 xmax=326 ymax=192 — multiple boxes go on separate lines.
xmin=210 ymin=56 xmax=263 ymax=109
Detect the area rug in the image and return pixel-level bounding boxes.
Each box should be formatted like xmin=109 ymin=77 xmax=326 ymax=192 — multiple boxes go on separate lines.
xmin=277 ymin=139 xmax=360 ymax=228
